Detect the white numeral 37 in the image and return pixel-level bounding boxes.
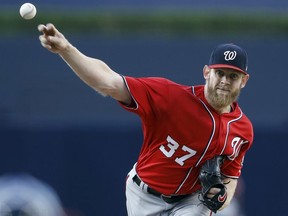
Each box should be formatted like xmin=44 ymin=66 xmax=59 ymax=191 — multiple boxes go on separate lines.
xmin=159 ymin=136 xmax=197 ymax=166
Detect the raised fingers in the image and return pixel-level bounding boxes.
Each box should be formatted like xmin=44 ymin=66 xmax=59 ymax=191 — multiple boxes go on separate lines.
xmin=38 ymin=24 xmax=47 ymax=33
xmin=38 ymin=23 xmax=57 ymax=36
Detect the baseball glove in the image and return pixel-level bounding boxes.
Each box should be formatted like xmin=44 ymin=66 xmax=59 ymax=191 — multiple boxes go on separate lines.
xmin=198 ymin=156 xmax=227 ymax=213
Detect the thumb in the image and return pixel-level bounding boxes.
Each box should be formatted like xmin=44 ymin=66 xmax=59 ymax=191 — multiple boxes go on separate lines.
xmin=47 ymin=33 xmax=69 ymax=52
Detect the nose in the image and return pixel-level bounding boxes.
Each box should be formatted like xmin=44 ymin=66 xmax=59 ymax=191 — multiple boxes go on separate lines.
xmin=220 ymin=75 xmax=230 ymax=85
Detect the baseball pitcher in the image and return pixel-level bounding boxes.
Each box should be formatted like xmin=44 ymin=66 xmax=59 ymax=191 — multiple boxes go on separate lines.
xmin=38 ymin=23 xmax=253 ymax=216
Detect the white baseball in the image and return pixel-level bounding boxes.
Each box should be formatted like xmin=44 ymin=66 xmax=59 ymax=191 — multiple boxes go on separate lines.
xmin=20 ymin=3 xmax=37 ymax=20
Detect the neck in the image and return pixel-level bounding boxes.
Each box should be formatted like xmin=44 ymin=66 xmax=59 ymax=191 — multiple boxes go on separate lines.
xmin=214 ymin=105 xmax=231 ymax=114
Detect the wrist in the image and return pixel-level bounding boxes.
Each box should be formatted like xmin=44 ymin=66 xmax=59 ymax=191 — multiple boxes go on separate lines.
xmin=59 ymin=43 xmax=74 ymax=57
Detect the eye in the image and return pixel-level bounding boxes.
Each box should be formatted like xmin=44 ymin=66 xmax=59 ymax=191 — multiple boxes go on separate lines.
xmin=215 ymin=70 xmax=225 ymax=77
xmin=229 ymin=73 xmax=240 ymax=80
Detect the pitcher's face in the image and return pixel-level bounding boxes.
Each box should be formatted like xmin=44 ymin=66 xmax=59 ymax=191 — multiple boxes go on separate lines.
xmin=203 ymin=66 xmax=249 ymax=109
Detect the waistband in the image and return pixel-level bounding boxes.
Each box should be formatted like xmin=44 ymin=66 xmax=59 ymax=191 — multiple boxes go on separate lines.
xmin=132 ymin=174 xmax=190 ymax=204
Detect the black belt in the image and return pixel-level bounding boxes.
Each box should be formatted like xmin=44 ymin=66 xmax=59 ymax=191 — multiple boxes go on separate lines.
xmin=132 ymin=174 xmax=190 ymax=204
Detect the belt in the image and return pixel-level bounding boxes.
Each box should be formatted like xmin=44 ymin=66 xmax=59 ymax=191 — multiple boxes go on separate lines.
xmin=132 ymin=174 xmax=190 ymax=204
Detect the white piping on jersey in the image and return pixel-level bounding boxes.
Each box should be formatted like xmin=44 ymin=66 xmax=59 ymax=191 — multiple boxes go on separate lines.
xmin=122 ymin=76 xmax=139 ymax=110
xmin=175 ymin=167 xmax=193 ymax=194
xmin=172 ymin=86 xmax=216 ymax=194
xmin=175 ymin=96 xmax=215 ymax=193
xmin=221 ymin=173 xmax=239 ymax=179
xmin=220 ymin=108 xmax=243 ymax=156
xmin=191 ymin=86 xmax=216 ymax=168
xmin=189 ymin=175 xmax=200 ymax=191
xmin=175 ymin=166 xmax=198 ymax=192
xmin=195 ymin=101 xmax=215 ymax=167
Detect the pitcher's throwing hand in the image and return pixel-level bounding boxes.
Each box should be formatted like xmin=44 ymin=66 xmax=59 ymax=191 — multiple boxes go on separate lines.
xmin=38 ymin=23 xmax=70 ymax=54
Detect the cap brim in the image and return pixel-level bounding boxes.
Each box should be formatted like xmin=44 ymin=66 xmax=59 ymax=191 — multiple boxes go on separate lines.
xmin=209 ymin=64 xmax=248 ymax=75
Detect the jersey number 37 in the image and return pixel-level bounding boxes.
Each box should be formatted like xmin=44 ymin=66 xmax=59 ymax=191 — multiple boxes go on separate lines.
xmin=159 ymin=136 xmax=197 ymax=166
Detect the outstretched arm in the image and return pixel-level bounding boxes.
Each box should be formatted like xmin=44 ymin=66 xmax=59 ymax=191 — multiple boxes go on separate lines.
xmin=38 ymin=23 xmax=131 ymax=105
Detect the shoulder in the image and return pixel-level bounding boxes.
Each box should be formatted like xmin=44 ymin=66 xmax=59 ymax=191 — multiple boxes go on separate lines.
xmin=233 ymin=106 xmax=254 ymax=142
xmin=235 ymin=106 xmax=253 ymax=126
xmin=240 ymin=111 xmax=254 ymax=132
xmin=124 ymin=76 xmax=177 ymax=84
xmin=191 ymin=85 xmax=205 ymax=95
xmin=123 ymin=76 xmax=189 ymax=90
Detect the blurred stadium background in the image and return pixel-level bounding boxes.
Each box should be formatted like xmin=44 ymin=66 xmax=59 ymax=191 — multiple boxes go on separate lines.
xmin=1 ymin=1 xmax=288 ymax=215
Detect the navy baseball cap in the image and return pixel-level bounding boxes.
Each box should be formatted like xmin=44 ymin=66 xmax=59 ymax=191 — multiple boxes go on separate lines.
xmin=209 ymin=43 xmax=248 ymax=75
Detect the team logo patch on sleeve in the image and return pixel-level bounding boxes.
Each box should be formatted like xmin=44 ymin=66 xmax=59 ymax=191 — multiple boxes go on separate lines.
xmin=228 ymin=137 xmax=248 ymax=160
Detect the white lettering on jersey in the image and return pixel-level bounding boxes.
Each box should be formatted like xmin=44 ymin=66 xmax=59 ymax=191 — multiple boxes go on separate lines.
xmin=159 ymin=136 xmax=179 ymax=158
xmin=159 ymin=136 xmax=197 ymax=166
xmin=228 ymin=137 xmax=248 ymax=160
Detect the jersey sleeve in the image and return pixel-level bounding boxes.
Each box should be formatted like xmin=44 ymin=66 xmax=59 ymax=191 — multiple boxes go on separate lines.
xmin=220 ymin=111 xmax=254 ymax=179
xmin=220 ymin=145 xmax=249 ymax=178
xmin=221 ymin=131 xmax=254 ymax=178
xmin=119 ymin=76 xmax=173 ymax=119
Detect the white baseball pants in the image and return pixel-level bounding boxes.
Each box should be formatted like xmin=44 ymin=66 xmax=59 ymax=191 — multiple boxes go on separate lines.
xmin=125 ymin=164 xmax=212 ymax=216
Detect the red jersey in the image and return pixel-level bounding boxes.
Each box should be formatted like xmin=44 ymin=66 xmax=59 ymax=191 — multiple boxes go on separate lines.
xmin=120 ymin=76 xmax=254 ymax=195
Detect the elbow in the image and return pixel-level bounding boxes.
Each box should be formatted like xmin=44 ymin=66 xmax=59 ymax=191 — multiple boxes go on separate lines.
xmin=89 ymin=77 xmax=119 ymax=97
xmin=92 ymin=83 xmax=119 ymax=98
xmin=91 ymin=85 xmax=114 ymax=97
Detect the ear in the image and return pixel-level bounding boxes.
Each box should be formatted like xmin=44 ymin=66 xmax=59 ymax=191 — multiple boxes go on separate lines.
xmin=241 ymin=74 xmax=249 ymax=88
xmin=203 ymin=65 xmax=210 ymax=80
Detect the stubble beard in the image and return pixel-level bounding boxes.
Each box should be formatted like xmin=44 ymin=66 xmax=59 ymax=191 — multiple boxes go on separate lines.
xmin=206 ymin=83 xmax=241 ymax=110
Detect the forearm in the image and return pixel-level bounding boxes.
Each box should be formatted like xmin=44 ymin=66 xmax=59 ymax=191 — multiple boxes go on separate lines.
xmin=59 ymin=44 xmax=120 ymax=96
xmin=38 ymin=23 xmax=131 ymax=103
xmin=220 ymin=178 xmax=238 ymax=210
